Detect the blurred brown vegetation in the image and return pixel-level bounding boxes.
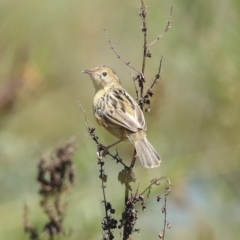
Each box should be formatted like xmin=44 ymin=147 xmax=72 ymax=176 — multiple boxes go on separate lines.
xmin=0 ymin=0 xmax=239 ymax=239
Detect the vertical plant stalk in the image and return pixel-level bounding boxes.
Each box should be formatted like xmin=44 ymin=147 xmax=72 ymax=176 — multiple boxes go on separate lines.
xmin=123 ymin=184 xmax=129 ymax=240
xmin=162 ymin=194 xmax=168 ymax=240
xmin=99 ymin=156 xmax=113 ymax=239
xmin=140 ymin=0 xmax=148 ymax=77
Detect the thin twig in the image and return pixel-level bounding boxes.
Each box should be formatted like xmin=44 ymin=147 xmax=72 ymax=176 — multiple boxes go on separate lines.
xmin=131 ymin=72 xmax=139 ymax=101
xmin=148 ymin=55 xmax=163 ymax=91
xmin=78 ymin=102 xmax=91 ymax=131
xmin=122 ymin=186 xmax=129 ymax=240
xmin=137 ymin=0 xmax=149 ymax=98
xmin=162 ymin=193 xmax=168 ymax=240
xmin=108 ymin=150 xmax=129 ymax=168
xmin=130 ymin=149 xmax=137 ymax=169
xmin=122 ymin=149 xmax=137 ymax=238
xmin=140 ymin=0 xmax=148 ymax=75
xmin=103 ymin=28 xmax=141 ymax=75
xmin=141 ymin=177 xmax=171 ymax=196
xmin=138 ymin=55 xmax=164 ymax=110
xmin=147 ymin=0 xmax=174 ymax=48
xmin=101 ymin=166 xmax=113 ymax=239
xmin=79 ymin=103 xmax=117 ymax=239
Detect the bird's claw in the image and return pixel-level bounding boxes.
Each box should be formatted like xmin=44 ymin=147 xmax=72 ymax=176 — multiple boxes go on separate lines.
xmin=98 ymin=144 xmax=109 ymax=158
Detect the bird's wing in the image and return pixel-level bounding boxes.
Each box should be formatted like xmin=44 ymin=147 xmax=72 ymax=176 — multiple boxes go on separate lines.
xmin=95 ymin=88 xmax=147 ymax=133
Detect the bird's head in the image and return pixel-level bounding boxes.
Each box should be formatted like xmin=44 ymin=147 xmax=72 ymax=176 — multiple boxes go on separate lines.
xmin=83 ymin=66 xmax=120 ymax=91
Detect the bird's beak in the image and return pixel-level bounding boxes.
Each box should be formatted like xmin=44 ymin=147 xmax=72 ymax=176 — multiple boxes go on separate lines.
xmin=82 ymin=69 xmax=93 ymax=75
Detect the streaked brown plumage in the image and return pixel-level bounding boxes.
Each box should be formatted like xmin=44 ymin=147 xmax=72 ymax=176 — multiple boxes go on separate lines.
xmin=83 ymin=66 xmax=161 ymax=168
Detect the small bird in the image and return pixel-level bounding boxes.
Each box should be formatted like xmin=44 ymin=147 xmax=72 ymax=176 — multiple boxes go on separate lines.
xmin=83 ymin=66 xmax=161 ymax=168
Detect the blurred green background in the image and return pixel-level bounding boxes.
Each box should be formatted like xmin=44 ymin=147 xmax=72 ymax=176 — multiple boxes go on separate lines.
xmin=0 ymin=0 xmax=240 ymax=239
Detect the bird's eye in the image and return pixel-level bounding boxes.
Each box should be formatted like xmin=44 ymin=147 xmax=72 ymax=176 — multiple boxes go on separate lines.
xmin=102 ymin=72 xmax=107 ymax=77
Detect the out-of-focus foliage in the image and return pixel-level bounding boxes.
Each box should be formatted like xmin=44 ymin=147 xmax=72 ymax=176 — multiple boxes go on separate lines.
xmin=0 ymin=0 xmax=239 ymax=239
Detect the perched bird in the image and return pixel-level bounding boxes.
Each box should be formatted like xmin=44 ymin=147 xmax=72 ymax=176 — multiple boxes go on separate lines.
xmin=83 ymin=66 xmax=161 ymax=168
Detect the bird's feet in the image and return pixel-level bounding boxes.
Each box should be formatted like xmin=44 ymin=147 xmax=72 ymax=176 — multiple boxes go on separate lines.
xmin=98 ymin=144 xmax=109 ymax=158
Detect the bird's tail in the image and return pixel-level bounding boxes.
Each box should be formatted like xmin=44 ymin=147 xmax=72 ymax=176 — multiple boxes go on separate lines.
xmin=131 ymin=132 xmax=161 ymax=168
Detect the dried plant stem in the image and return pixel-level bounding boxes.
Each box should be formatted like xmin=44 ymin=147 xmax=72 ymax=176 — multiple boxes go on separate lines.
xmin=147 ymin=0 xmax=174 ymax=48
xmin=129 ymin=72 xmax=138 ymax=101
xmin=149 ymin=55 xmax=163 ymax=90
xmin=122 ymin=150 xmax=137 ymax=239
xmin=140 ymin=0 xmax=148 ymax=75
xmin=130 ymin=149 xmax=137 ymax=169
xmin=162 ymin=194 xmax=168 ymax=240
xmin=141 ymin=177 xmax=171 ymax=196
xmin=123 ymin=186 xmax=130 ymax=240
xmin=101 ymin=168 xmax=112 ymax=238
xmin=103 ymin=28 xmax=141 ymax=75
xmin=146 ymin=55 xmax=163 ymax=98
